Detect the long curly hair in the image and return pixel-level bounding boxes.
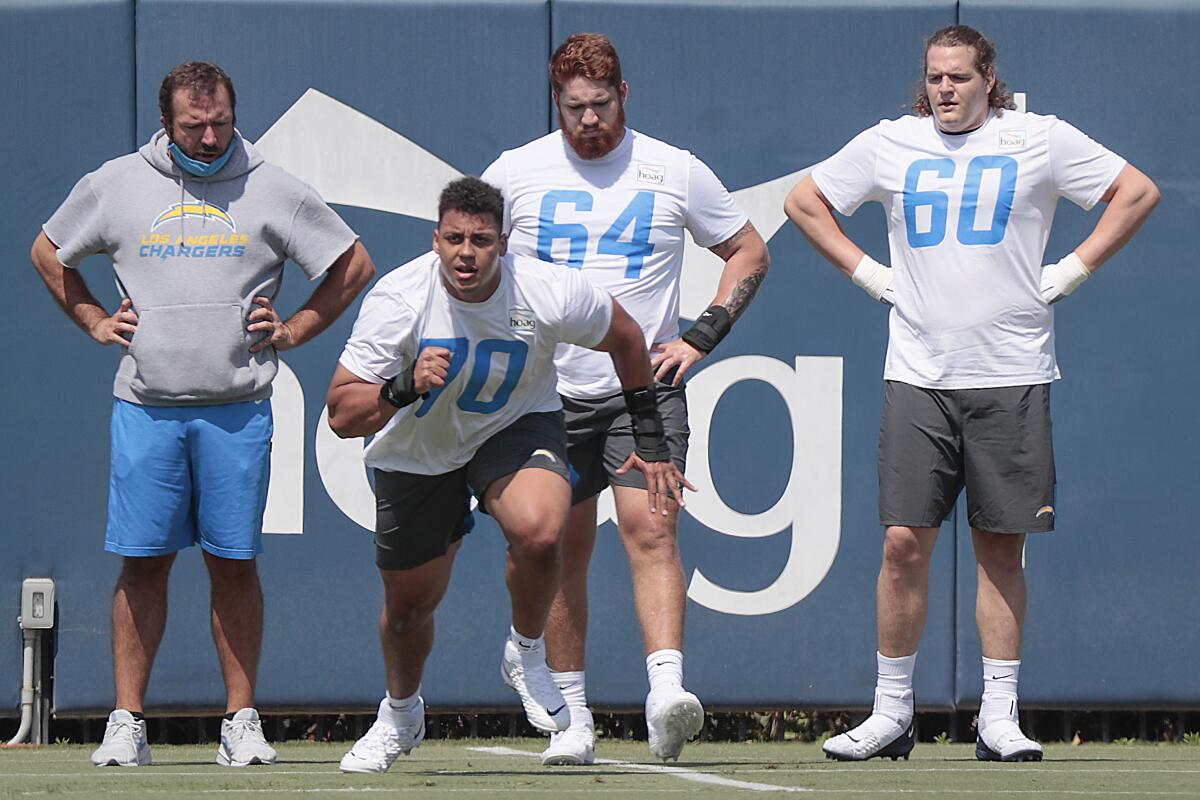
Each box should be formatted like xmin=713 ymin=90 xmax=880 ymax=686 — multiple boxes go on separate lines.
xmin=912 ymin=25 xmax=1015 ymax=116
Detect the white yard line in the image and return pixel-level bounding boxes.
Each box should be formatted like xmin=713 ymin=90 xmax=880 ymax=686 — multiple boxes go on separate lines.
xmin=469 ymin=745 xmax=810 ymax=793
xmin=468 ymin=746 xmax=1200 ymax=796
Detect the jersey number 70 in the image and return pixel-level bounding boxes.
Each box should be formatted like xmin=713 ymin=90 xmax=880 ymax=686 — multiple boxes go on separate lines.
xmin=413 ymin=337 xmax=529 ymax=417
xmin=903 ymin=156 xmax=1018 ymax=248
xmin=537 ymin=190 xmax=657 ymax=278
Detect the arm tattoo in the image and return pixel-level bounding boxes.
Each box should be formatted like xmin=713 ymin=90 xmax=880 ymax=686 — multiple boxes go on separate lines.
xmin=709 ymin=220 xmax=755 ymax=259
xmin=708 ymin=221 xmax=768 ymax=321
xmin=722 ymin=268 xmax=766 ymax=321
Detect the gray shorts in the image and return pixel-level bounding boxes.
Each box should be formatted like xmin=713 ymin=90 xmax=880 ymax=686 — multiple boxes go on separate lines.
xmin=878 ymin=381 xmax=1056 ymax=534
xmin=561 ymin=381 xmax=689 ymax=505
xmin=374 ymin=411 xmax=570 ymax=570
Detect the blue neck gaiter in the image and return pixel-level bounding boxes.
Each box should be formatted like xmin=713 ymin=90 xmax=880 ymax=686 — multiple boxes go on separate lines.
xmin=169 ymin=141 xmax=235 ymax=178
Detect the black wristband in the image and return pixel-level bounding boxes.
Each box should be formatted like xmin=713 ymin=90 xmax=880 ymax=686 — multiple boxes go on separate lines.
xmin=622 ymin=386 xmax=672 ymax=462
xmin=380 ymin=363 xmax=426 ymax=409
xmin=681 ymin=305 xmax=733 ymax=354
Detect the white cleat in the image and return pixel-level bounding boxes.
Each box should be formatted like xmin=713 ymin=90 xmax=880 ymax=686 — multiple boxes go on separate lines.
xmin=645 ymin=687 xmax=704 ymax=762
xmin=500 ymin=639 xmax=570 ymax=733
xmin=541 ymin=710 xmax=596 ymax=766
xmin=340 ymin=697 xmax=426 ymax=773
xmin=217 ymin=708 xmax=277 ymax=766
xmin=90 ymin=709 xmax=151 ymax=767
xmin=823 ymin=713 xmax=915 ymax=761
xmin=976 ymin=716 xmax=1043 ymax=762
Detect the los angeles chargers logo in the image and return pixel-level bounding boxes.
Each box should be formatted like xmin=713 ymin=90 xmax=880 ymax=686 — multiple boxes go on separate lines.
xmin=139 ymin=202 xmax=249 ymax=260
xmin=152 ymin=202 xmax=237 ymax=231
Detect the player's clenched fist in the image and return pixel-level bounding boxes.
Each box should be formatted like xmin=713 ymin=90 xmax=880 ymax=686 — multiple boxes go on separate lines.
xmin=412 ymin=347 xmax=452 ymax=395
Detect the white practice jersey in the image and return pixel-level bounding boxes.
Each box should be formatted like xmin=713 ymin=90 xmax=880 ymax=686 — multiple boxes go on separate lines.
xmin=812 ymin=110 xmax=1126 ymax=389
xmin=482 ymin=129 xmax=747 ymax=398
xmin=339 ymin=252 xmax=613 ymax=474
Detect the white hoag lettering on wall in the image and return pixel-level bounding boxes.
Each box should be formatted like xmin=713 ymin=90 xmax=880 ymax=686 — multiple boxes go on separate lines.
xmin=681 ymin=356 xmax=843 ymax=616
xmin=255 ymin=92 xmax=849 ymax=613
xmin=267 ymin=354 xmax=845 ymax=616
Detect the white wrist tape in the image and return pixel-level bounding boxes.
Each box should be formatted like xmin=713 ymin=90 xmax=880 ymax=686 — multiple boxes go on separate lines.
xmin=1040 ymin=251 xmax=1092 ymax=305
xmin=850 ymin=254 xmax=894 ymax=305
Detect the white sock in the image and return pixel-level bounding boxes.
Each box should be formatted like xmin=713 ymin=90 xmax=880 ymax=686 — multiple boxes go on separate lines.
xmin=646 ymin=649 xmax=684 ymax=692
xmin=979 ymin=657 xmax=1020 ymax=725
xmin=872 ymin=651 xmax=916 ymax=726
xmin=510 ymin=626 xmax=546 ymax=666
xmin=383 ymin=689 xmax=420 ymax=723
xmin=551 ymin=670 xmax=590 ymax=726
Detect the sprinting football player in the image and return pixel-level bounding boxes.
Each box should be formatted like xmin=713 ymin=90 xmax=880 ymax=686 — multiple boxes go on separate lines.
xmin=327 ymin=177 xmax=689 ymax=773
xmin=785 ymin=25 xmax=1158 ymax=762
xmin=482 ymin=32 xmax=770 ymax=765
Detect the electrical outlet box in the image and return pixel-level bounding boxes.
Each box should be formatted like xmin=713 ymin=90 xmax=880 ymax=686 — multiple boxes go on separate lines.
xmin=20 ymin=578 xmax=55 ymax=630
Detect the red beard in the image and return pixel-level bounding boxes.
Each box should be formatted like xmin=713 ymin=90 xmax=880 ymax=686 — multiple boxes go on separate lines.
xmin=559 ymin=105 xmax=626 ymax=160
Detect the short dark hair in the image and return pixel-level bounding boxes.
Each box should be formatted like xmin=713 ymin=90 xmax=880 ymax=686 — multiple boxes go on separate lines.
xmin=159 ymin=61 xmax=236 ymax=125
xmin=913 ymin=25 xmax=1015 ymax=116
xmin=437 ymin=177 xmax=505 ymax=230
xmin=550 ymin=32 xmax=623 ymax=94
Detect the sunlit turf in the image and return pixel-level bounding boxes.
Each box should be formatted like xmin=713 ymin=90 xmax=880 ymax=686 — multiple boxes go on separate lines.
xmin=2 ymin=739 xmax=1198 ymax=798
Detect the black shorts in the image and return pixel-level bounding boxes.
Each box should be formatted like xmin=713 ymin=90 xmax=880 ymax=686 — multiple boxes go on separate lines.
xmin=560 ymin=381 xmax=689 ymax=505
xmin=373 ymin=411 xmax=570 ymax=570
xmin=878 ymin=381 xmax=1056 ymax=534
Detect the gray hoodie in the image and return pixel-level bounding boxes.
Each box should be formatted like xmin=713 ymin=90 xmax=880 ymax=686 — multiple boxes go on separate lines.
xmin=44 ymin=129 xmax=357 ymax=406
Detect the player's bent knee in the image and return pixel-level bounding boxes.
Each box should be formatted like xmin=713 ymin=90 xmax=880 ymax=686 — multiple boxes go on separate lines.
xmin=508 ymin=524 xmax=563 ymax=564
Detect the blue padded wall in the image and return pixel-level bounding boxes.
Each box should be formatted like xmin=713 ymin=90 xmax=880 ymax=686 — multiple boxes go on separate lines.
xmin=4 ymin=0 xmax=1197 ymax=716
xmin=0 ymin=0 xmax=134 ymax=714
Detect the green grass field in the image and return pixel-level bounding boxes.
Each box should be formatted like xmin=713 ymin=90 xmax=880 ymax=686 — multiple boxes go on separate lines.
xmin=2 ymin=740 xmax=1199 ymax=798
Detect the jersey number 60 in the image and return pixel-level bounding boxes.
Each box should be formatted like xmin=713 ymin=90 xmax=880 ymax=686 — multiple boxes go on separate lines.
xmin=903 ymin=155 xmax=1018 ymax=248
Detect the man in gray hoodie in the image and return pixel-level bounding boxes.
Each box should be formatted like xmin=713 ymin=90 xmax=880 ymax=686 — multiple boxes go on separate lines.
xmin=30 ymin=61 xmax=375 ymax=767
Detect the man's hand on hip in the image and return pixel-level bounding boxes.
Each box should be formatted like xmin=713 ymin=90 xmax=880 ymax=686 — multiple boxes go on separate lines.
xmin=248 ymin=296 xmax=295 ymax=353
xmin=1040 ymin=252 xmax=1092 ymax=305
xmin=651 ymin=338 xmax=705 ymax=386
xmin=90 ymin=298 xmax=138 ymax=347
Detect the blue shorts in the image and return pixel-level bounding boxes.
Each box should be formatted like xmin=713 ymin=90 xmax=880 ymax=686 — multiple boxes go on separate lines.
xmin=106 ymin=398 xmax=273 ymax=560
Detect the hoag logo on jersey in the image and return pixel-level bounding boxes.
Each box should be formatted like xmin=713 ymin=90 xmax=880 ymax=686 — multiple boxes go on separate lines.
xmin=999 ymin=131 xmax=1026 ymax=150
xmin=509 ymin=307 xmax=536 ymax=332
xmin=637 ymin=163 xmax=665 ymax=185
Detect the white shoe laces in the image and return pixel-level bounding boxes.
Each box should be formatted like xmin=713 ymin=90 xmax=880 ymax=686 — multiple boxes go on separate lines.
xmin=225 ymin=718 xmax=266 ymax=745
xmin=102 ymin=719 xmax=142 ymax=748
